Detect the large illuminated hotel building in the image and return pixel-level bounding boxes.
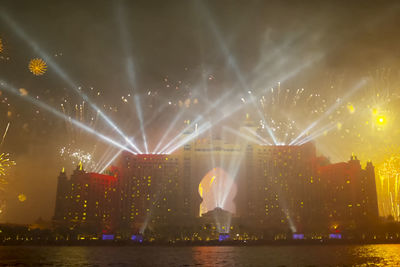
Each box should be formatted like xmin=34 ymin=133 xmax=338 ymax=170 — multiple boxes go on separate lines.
xmin=53 ymin=123 xmax=379 ymax=240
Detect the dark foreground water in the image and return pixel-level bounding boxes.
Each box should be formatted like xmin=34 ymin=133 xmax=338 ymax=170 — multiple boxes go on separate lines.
xmin=0 ymin=245 xmax=400 ymax=266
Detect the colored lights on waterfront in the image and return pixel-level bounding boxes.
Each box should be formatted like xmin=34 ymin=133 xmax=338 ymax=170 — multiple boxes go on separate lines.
xmin=219 ymin=234 xmax=230 ymax=242
xmin=131 ymin=235 xmax=144 ymax=243
xmin=329 ymin=234 xmax=342 ymax=239
xmin=102 ymin=234 xmax=115 ymax=240
xmin=293 ymin=234 xmax=305 ymax=240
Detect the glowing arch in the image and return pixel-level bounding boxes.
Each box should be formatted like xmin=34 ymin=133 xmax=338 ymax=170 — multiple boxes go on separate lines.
xmin=198 ymin=167 xmax=237 ymax=216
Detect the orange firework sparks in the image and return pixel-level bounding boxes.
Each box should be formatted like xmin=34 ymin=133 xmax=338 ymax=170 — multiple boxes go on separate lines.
xmin=0 ymin=153 xmax=16 ymax=176
xmin=28 ymin=58 xmax=47 ymax=75
xmin=376 ymin=155 xmax=400 ymax=221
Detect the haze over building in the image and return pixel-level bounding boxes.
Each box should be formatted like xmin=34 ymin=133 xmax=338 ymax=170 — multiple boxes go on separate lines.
xmin=53 ymin=122 xmax=379 ymax=241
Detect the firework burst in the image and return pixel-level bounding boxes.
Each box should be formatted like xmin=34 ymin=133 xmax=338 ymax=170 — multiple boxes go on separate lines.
xmin=0 ymin=153 xmax=16 ymax=176
xmin=59 ymin=95 xmax=101 ymax=171
xmin=59 ymin=145 xmax=96 ymax=171
xmin=18 ymin=194 xmax=27 ymax=202
xmin=376 ymin=154 xmax=400 ymax=221
xmin=0 ymin=176 xmax=7 ymax=193
xmin=28 ymin=58 xmax=47 ymax=76
xmin=334 ymin=69 xmax=400 ymax=163
xmin=60 ymin=100 xmax=99 ymax=140
xmin=256 ymin=84 xmax=331 ymax=145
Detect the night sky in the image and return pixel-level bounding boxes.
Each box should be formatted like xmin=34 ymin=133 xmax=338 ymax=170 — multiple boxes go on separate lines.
xmin=0 ymin=0 xmax=400 ymax=223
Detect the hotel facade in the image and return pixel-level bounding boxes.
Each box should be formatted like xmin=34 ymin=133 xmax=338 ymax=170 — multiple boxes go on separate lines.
xmin=53 ymin=131 xmax=379 ymax=240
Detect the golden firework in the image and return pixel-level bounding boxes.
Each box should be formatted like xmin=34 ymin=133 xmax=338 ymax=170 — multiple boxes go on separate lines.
xmin=377 ymin=155 xmax=400 ymax=221
xmin=0 ymin=153 xmax=16 ymax=176
xmin=18 ymin=194 xmax=27 ymax=202
xmin=28 ymin=58 xmax=47 ymax=75
xmin=0 ymin=177 xmax=6 ymax=189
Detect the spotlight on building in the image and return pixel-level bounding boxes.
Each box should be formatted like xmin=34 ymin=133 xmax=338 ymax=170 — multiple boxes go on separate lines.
xmin=131 ymin=234 xmax=144 ymax=243
xmin=218 ymin=233 xmax=230 ymax=242
xmin=329 ymin=234 xmax=342 ymax=239
xmin=292 ymin=233 xmax=305 ymax=240
xmin=102 ymin=234 xmax=115 ymax=241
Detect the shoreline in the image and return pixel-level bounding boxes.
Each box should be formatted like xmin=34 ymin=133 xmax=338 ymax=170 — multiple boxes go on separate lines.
xmin=2 ymin=239 xmax=400 ymax=246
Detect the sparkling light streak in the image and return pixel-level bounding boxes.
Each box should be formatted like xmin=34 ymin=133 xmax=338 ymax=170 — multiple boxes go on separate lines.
xmin=159 ymin=90 xmax=234 ymax=154
xmin=134 ymin=94 xmax=149 ymax=154
xmin=223 ymin=126 xmax=265 ymax=145
xmin=164 ymin=96 xmax=245 ymax=155
xmin=290 ymin=79 xmax=367 ymax=145
xmin=0 ymin=11 xmax=142 ymax=154
xmin=99 ymin=149 xmax=123 ymax=174
xmin=0 ymin=80 xmax=137 ymax=155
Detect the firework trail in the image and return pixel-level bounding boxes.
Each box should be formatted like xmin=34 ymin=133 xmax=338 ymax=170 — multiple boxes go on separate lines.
xmin=0 ymin=152 xmax=15 ymax=218
xmin=0 ymin=122 xmax=10 ymax=148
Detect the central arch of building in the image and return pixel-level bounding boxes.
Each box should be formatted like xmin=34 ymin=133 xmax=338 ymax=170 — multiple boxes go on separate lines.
xmin=180 ymin=144 xmax=247 ymax=219
xmin=198 ymin=167 xmax=237 ymax=216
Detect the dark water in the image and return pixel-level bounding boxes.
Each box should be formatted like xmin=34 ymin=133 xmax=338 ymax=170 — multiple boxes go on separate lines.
xmin=0 ymin=245 xmax=400 ymax=266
